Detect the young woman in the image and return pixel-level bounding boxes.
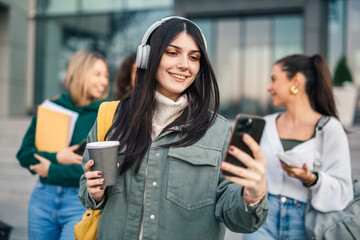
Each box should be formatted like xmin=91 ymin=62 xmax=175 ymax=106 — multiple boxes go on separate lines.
xmin=115 ymin=52 xmax=137 ymax=100
xmin=78 ymin=16 xmax=268 ymax=240
xmin=17 ymin=51 xmax=109 ymax=240
xmin=244 ymin=54 xmax=354 ymax=240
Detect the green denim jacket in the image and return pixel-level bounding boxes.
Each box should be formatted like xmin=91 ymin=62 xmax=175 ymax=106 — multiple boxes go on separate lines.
xmin=78 ymin=114 xmax=268 ymax=240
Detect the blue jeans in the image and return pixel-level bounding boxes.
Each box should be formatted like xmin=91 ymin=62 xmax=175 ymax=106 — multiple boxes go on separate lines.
xmin=28 ymin=181 xmax=86 ymax=240
xmin=243 ymin=193 xmax=307 ymax=240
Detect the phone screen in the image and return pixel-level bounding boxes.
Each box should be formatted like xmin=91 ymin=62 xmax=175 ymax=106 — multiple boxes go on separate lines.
xmin=222 ymin=114 xmax=266 ymax=176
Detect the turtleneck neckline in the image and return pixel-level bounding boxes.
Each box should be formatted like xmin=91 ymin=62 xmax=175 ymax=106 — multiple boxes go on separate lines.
xmin=152 ymin=91 xmax=188 ymax=140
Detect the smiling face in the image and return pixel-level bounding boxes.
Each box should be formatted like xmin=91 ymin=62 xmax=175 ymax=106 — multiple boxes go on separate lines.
xmin=86 ymin=59 xmax=109 ymax=100
xmin=268 ymin=63 xmax=294 ymax=107
xmin=155 ymin=31 xmax=201 ymax=101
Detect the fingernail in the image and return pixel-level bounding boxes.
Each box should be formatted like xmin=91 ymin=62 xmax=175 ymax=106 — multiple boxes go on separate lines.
xmin=228 ymin=146 xmax=234 ymax=151
xmin=220 ymin=162 xmax=227 ymax=168
xmin=243 ymin=133 xmax=249 ymax=139
xmin=97 ymin=171 xmax=103 ymax=175
xmin=99 ymin=179 xmax=104 ymax=183
xmin=100 ymin=186 xmax=104 ymax=190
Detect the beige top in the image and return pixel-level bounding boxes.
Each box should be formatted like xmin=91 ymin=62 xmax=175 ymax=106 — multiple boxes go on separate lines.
xmin=151 ymin=91 xmax=188 ymax=140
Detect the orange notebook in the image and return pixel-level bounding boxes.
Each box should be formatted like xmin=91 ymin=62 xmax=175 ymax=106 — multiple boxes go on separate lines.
xmin=35 ymin=105 xmax=71 ymax=152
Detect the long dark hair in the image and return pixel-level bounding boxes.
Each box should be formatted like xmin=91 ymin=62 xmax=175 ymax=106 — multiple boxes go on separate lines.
xmin=276 ymin=54 xmax=338 ymax=119
xmin=106 ymin=18 xmax=219 ymax=174
xmin=115 ymin=52 xmax=136 ymax=100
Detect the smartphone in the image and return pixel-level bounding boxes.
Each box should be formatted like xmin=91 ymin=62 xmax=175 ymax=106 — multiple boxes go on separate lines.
xmin=74 ymin=140 xmax=87 ymax=155
xmin=276 ymin=154 xmax=295 ymax=168
xmin=222 ymin=114 xmax=266 ymax=176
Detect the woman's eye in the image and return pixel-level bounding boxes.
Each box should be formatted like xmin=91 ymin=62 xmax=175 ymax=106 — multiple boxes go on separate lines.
xmin=166 ymin=51 xmax=177 ymax=56
xmin=190 ymin=56 xmax=199 ymax=61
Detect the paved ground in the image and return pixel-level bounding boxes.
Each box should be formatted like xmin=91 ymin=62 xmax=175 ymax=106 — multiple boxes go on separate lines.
xmin=1 ymin=118 xmax=359 ymax=240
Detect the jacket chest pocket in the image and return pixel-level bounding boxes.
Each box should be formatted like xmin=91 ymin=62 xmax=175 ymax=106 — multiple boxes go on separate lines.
xmin=167 ymin=145 xmax=221 ymax=211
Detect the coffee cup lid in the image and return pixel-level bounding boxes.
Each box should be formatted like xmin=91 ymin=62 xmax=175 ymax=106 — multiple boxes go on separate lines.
xmin=86 ymin=141 xmax=120 ymax=149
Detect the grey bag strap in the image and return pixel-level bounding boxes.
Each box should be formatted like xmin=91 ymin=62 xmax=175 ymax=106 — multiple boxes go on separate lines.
xmin=313 ymin=116 xmax=330 ymax=171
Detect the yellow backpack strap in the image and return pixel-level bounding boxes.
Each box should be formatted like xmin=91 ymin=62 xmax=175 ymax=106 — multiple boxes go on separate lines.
xmin=97 ymin=100 xmax=120 ymax=142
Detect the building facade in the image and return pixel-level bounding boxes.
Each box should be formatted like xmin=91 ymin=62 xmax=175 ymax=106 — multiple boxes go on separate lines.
xmin=1 ymin=0 xmax=359 ymax=119
xmin=0 ymin=1 xmax=359 ymax=239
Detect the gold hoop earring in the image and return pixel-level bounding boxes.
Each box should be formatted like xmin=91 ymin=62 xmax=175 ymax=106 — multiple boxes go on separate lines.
xmin=290 ymin=85 xmax=299 ymax=95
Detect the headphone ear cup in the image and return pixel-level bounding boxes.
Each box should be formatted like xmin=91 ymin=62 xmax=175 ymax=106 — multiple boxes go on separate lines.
xmin=136 ymin=44 xmax=151 ymax=69
xmin=136 ymin=45 xmax=144 ymax=69
xmin=142 ymin=45 xmax=150 ymax=69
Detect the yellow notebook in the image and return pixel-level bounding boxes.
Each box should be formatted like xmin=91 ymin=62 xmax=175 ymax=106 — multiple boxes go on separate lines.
xmin=35 ymin=105 xmax=71 ymax=152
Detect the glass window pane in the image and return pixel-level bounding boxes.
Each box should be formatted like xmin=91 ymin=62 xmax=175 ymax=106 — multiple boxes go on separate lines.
xmin=347 ymin=0 xmax=360 ymax=85
xmin=34 ymin=9 xmax=172 ymax=104
xmin=127 ymin=0 xmax=173 ymax=10
xmin=242 ymin=17 xmax=271 ymax=115
xmin=37 ymin=0 xmax=77 ymax=15
xmin=81 ymin=0 xmax=173 ymax=13
xmin=37 ymin=0 xmax=173 ymax=15
xmin=215 ymin=19 xmax=241 ymax=118
xmin=192 ymin=19 xmax=214 ymax=62
xmin=327 ymin=0 xmax=345 ymax=72
xmin=273 ymin=15 xmax=303 ymax=63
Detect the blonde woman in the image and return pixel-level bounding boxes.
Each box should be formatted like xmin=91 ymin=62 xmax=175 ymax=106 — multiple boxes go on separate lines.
xmin=17 ymin=51 xmax=109 ymax=240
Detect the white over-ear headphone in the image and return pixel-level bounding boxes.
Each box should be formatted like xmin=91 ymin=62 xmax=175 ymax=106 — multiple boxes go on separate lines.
xmin=136 ymin=16 xmax=208 ymax=69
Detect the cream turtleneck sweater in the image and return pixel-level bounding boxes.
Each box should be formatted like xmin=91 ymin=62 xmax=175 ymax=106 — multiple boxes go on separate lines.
xmin=152 ymin=91 xmax=188 ymax=140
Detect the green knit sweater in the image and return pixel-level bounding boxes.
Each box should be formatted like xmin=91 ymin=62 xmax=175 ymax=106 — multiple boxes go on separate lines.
xmin=16 ymin=94 xmax=103 ymax=187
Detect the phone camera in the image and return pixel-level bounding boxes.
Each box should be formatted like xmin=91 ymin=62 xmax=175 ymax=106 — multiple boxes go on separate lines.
xmin=236 ymin=118 xmax=252 ymax=133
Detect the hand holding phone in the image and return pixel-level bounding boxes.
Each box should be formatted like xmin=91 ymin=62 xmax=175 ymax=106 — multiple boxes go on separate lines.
xmin=74 ymin=140 xmax=87 ymax=155
xmin=276 ymin=154 xmax=294 ymax=167
xmin=222 ymin=114 xmax=266 ymax=176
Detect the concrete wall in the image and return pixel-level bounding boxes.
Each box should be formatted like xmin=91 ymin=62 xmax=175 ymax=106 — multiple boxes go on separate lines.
xmin=0 ymin=0 xmax=32 ymax=118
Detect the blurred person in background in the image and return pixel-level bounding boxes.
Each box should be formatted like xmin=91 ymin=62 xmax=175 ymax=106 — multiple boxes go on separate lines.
xmin=114 ymin=52 xmax=137 ymax=100
xmin=16 ymin=50 xmax=109 ymax=240
xmin=78 ymin=16 xmax=268 ymax=239
xmin=244 ymin=54 xmax=353 ymax=240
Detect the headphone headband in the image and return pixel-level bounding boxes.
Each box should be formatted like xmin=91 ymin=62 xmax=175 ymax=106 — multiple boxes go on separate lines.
xmin=139 ymin=16 xmax=207 ymax=50
xmin=136 ymin=16 xmax=207 ymax=69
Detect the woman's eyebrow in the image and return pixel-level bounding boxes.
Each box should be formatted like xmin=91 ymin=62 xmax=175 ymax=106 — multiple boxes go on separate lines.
xmin=168 ymin=44 xmax=200 ymax=53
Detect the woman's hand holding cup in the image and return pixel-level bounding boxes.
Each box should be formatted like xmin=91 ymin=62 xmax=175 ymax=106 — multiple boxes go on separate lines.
xmin=84 ymin=159 xmax=106 ymax=203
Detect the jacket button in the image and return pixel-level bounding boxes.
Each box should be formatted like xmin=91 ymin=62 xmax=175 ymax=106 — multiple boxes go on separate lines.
xmin=130 ymin=210 xmax=137 ymax=217
xmin=135 ymin=175 xmax=141 ymax=182
xmin=150 ymin=214 xmax=155 ymax=219
xmin=281 ymin=196 xmax=287 ymax=203
xmin=152 ymin=182 xmax=157 ymax=187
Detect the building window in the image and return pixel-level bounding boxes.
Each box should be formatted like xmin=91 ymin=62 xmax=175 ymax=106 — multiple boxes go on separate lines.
xmin=194 ymin=14 xmax=303 ymax=119
xmin=34 ymin=0 xmax=172 ymax=105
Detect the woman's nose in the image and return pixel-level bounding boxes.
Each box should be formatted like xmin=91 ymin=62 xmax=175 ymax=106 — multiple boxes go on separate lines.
xmin=177 ymin=55 xmax=189 ymax=69
xmin=101 ymin=75 xmax=109 ymax=86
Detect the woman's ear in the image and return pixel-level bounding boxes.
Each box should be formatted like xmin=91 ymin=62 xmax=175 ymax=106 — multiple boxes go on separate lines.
xmin=293 ymin=72 xmax=305 ymax=88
